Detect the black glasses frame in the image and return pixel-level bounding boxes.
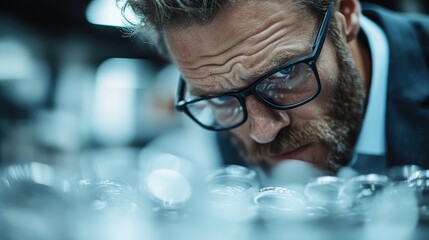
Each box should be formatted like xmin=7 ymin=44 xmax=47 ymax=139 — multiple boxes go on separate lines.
xmin=175 ymin=2 xmax=334 ymax=131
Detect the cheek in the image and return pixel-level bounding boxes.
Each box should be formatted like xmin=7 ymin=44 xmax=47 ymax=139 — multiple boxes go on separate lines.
xmin=309 ymin=39 xmax=340 ymax=112
xmin=316 ymin=37 xmax=339 ymax=82
xmin=290 ymin=104 xmax=325 ymax=121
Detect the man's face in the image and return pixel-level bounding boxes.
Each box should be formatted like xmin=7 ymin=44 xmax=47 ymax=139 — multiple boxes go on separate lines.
xmin=165 ymin=0 xmax=365 ymax=173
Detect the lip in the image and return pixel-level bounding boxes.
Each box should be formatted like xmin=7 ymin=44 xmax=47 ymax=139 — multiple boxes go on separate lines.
xmin=268 ymin=143 xmax=313 ymax=164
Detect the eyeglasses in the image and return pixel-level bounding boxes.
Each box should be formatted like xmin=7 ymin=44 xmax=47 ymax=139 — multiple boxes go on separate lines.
xmin=175 ymin=2 xmax=334 ymax=131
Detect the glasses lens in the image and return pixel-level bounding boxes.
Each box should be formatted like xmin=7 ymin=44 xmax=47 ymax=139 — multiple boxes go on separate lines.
xmin=186 ymin=96 xmax=244 ymax=129
xmin=255 ymin=62 xmax=318 ymax=106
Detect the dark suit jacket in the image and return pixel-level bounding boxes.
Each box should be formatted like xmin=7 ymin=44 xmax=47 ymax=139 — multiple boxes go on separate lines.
xmin=363 ymin=4 xmax=429 ymax=168
xmin=217 ymin=4 xmax=429 ymax=169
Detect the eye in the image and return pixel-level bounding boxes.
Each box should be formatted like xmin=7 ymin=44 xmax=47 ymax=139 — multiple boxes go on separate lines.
xmin=208 ymin=96 xmax=235 ymax=107
xmin=272 ymin=65 xmax=296 ymax=78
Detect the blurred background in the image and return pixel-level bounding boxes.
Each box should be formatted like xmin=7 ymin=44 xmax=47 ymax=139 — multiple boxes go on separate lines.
xmin=0 ymin=0 xmax=428 ymax=176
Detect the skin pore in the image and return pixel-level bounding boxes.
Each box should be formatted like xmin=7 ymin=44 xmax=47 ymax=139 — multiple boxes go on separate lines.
xmin=166 ymin=0 xmax=370 ymax=173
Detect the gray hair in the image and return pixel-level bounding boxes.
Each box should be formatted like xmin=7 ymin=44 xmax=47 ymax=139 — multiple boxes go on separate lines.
xmin=121 ymin=0 xmax=337 ymax=58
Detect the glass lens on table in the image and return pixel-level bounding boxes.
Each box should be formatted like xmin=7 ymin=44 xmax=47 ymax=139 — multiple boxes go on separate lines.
xmin=304 ymin=176 xmax=345 ymax=208
xmin=204 ymin=165 xmax=259 ymax=221
xmin=254 ymin=187 xmax=307 ymax=218
xmin=338 ymin=174 xmax=390 ymax=211
xmin=74 ymin=179 xmax=144 ymax=213
xmin=206 ymin=165 xmax=259 ymax=198
xmin=0 ymin=162 xmax=70 ymax=192
xmin=141 ymin=153 xmax=196 ymax=210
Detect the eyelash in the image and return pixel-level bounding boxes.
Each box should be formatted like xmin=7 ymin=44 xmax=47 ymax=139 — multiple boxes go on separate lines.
xmin=266 ymin=65 xmax=299 ymax=82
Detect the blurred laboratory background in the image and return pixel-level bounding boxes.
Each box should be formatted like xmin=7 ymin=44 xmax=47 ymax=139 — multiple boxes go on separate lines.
xmin=0 ymin=0 xmax=428 ymax=174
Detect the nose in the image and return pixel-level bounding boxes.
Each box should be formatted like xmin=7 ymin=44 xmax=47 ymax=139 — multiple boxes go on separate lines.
xmin=245 ymin=96 xmax=291 ymax=144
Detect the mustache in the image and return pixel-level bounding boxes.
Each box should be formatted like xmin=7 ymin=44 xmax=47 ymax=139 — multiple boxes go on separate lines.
xmin=254 ymin=122 xmax=332 ymax=157
xmin=246 ymin=120 xmax=336 ymax=164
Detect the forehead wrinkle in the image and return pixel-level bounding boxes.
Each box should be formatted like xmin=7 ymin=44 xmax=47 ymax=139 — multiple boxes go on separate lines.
xmin=184 ymin=31 xmax=309 ymax=97
xmin=187 ymin=42 xmax=307 ymax=97
xmin=249 ymin=25 xmax=320 ymax=78
xmin=179 ymin=25 xmax=293 ymax=72
xmin=184 ymin=40 xmax=302 ymax=90
xmin=174 ymin=9 xmax=299 ymax=69
xmin=192 ymin=64 xmax=245 ymax=94
xmin=187 ymin=50 xmax=294 ymax=97
xmin=184 ymin=56 xmax=270 ymax=97
xmin=179 ymin=23 xmax=300 ymax=81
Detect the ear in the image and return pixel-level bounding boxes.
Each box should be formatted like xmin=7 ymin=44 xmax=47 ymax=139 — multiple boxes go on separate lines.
xmin=335 ymin=0 xmax=360 ymax=42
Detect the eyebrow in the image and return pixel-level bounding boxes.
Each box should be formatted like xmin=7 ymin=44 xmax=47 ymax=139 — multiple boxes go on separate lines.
xmin=189 ymin=87 xmax=215 ymax=98
xmin=255 ymin=51 xmax=297 ymax=79
xmin=188 ymin=81 xmax=225 ymax=98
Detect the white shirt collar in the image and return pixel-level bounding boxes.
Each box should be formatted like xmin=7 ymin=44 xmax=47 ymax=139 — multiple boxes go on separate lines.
xmin=349 ymin=16 xmax=389 ymax=166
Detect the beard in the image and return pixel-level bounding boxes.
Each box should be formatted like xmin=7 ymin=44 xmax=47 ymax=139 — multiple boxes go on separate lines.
xmin=229 ymin=28 xmax=366 ymax=173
